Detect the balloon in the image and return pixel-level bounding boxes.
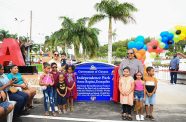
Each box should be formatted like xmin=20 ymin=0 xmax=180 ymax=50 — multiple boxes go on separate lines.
xmin=164 ymin=44 xmax=169 ymax=49
xmin=168 ymin=40 xmax=174 ymax=45
xmin=136 ymin=41 xmax=144 ymax=50
xmin=143 ymin=45 xmax=147 ymax=51
xmin=179 ymin=34 xmax=185 ymax=41
xmin=162 ymin=36 xmax=168 ymax=43
xmin=133 ymin=48 xmax=138 ymax=53
xmin=167 ymin=33 xmax=174 ymax=40
xmin=135 ymin=35 xmax=145 ymax=43
xmin=138 ymin=49 xmax=146 ymax=55
xmin=150 ymin=52 xmax=156 ymax=58
xmin=173 ymin=35 xmax=180 ymax=43
xmin=128 ymin=41 xmax=136 ymax=49
xmin=176 ymin=30 xmax=181 ymax=35
xmin=151 ymin=40 xmax=158 ymax=45
xmin=135 ymin=53 xmax=142 ymax=60
xmin=152 ymin=45 xmax=157 ymax=50
xmin=160 ymin=31 xmax=169 ymax=37
xmin=147 ymin=46 xmax=153 ymax=52
xmin=160 ymin=42 xmax=165 ymax=49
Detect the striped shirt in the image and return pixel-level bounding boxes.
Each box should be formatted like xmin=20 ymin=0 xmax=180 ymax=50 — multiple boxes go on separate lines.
xmin=118 ymin=58 xmax=144 ymax=77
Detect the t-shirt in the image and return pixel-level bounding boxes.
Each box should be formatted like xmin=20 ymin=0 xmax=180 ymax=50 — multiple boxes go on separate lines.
xmin=7 ymin=73 xmax=24 ymax=85
xmin=56 ymin=81 xmax=66 ymax=95
xmin=50 ymin=71 xmax=60 ymax=87
xmin=144 ymin=76 xmax=158 ymax=93
xmin=135 ymin=80 xmax=144 ymax=91
xmin=0 ymin=74 xmax=10 ymax=91
xmin=170 ymin=57 xmax=180 ymax=70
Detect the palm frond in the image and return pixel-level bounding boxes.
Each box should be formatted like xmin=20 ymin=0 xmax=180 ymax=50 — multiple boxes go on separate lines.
xmin=88 ymin=14 xmax=106 ymax=27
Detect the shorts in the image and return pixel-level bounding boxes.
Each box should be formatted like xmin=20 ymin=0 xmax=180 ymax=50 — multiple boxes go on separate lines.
xmin=134 ymin=91 xmax=144 ymax=101
xmin=57 ymin=94 xmax=67 ymax=105
xmin=145 ymin=94 xmax=156 ymax=105
xmin=0 ymin=101 xmax=11 ymax=111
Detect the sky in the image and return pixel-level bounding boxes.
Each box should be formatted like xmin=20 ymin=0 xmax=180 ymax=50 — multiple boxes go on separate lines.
xmin=0 ymin=0 xmax=186 ymax=45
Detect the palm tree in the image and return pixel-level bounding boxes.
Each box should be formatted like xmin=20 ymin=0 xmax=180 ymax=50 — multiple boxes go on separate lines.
xmin=56 ymin=17 xmax=99 ymax=58
xmin=89 ymin=0 xmax=137 ymax=63
xmin=0 ymin=29 xmax=18 ymax=41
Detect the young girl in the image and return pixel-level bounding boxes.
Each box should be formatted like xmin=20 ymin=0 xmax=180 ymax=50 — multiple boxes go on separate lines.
xmin=56 ymin=73 xmax=67 ymax=114
xmin=65 ymin=65 xmax=76 ymax=112
xmin=144 ymin=67 xmax=158 ymax=121
xmin=119 ymin=67 xmax=134 ymax=121
xmin=39 ymin=62 xmax=56 ymax=116
xmin=50 ymin=63 xmax=60 ymax=111
xmin=134 ymin=72 xmax=145 ymax=121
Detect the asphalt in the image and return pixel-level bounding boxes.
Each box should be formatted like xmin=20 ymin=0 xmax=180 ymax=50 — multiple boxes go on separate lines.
xmin=1 ymin=80 xmax=186 ymax=122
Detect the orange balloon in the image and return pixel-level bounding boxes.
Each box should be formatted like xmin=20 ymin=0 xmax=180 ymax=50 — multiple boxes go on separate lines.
xmin=138 ymin=49 xmax=146 ymax=55
xmin=136 ymin=53 xmax=142 ymax=60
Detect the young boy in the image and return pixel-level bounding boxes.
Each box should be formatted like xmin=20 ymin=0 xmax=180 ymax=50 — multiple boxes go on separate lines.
xmin=56 ymin=74 xmax=67 ymax=114
xmin=144 ymin=66 xmax=158 ymax=121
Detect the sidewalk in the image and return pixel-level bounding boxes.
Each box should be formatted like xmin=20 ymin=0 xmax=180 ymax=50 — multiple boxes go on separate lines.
xmin=12 ymin=80 xmax=186 ymax=122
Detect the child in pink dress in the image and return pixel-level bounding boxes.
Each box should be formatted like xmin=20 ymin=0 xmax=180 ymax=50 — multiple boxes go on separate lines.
xmin=65 ymin=65 xmax=76 ymax=112
xmin=134 ymin=72 xmax=145 ymax=121
xmin=119 ymin=67 xmax=134 ymax=121
xmin=39 ymin=62 xmax=56 ymax=116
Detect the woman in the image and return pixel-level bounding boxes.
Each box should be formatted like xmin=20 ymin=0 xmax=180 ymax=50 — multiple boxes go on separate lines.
xmin=119 ymin=49 xmax=144 ymax=77
xmin=0 ymin=64 xmax=29 ymax=117
xmin=49 ymin=51 xmax=61 ymax=71
xmin=7 ymin=65 xmax=36 ymax=109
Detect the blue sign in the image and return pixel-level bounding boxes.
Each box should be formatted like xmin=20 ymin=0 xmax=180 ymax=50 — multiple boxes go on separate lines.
xmin=75 ymin=62 xmax=115 ymax=101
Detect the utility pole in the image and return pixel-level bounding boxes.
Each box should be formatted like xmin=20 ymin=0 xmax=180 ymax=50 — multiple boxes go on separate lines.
xmin=27 ymin=10 xmax=32 ymax=65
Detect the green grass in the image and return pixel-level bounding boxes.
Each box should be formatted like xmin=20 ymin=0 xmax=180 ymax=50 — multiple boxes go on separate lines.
xmin=31 ymin=64 xmax=43 ymax=72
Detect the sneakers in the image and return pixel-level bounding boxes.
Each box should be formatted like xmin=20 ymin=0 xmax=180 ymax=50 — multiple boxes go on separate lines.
xmin=140 ymin=115 xmax=145 ymax=121
xmin=55 ymin=106 xmax=58 ymax=111
xmin=136 ymin=115 xmax=144 ymax=121
xmin=149 ymin=115 xmax=155 ymax=121
xmin=136 ymin=115 xmax=140 ymax=121
xmin=58 ymin=110 xmax=62 ymax=114
xmin=63 ymin=109 xmax=67 ymax=114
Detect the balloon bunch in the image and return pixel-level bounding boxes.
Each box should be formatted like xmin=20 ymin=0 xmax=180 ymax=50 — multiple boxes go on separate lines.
xmin=147 ymin=40 xmax=164 ymax=58
xmin=172 ymin=25 xmax=186 ymax=43
xmin=127 ymin=35 xmax=147 ymax=50
xmin=133 ymin=48 xmax=146 ymax=64
xmin=160 ymin=31 xmax=174 ymax=49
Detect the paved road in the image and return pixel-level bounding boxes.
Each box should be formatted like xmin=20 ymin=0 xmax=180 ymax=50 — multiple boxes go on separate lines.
xmin=3 ymin=80 xmax=186 ymax=122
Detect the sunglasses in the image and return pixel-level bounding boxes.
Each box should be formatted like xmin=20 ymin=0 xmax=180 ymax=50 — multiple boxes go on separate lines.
xmin=127 ymin=53 xmax=134 ymax=55
xmin=54 ymin=54 xmax=59 ymax=56
xmin=52 ymin=67 xmax=57 ymax=68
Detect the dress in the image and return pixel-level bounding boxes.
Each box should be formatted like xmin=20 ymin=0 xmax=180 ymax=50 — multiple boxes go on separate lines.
xmin=65 ymin=73 xmax=76 ymax=97
xmin=119 ymin=76 xmax=134 ymax=106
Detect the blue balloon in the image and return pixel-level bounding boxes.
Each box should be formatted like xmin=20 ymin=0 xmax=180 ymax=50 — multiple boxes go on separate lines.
xmin=164 ymin=44 xmax=169 ymax=49
xmin=136 ymin=41 xmax=144 ymax=50
xmin=162 ymin=36 xmax=168 ymax=43
xmin=128 ymin=41 xmax=136 ymax=49
xmin=160 ymin=31 xmax=169 ymax=37
xmin=143 ymin=45 xmax=147 ymax=51
xmin=167 ymin=33 xmax=174 ymax=40
xmin=135 ymin=35 xmax=145 ymax=43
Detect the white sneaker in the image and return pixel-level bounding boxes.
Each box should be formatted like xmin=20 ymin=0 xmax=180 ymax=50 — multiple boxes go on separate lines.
xmin=136 ymin=115 xmax=140 ymax=121
xmin=49 ymin=107 xmax=51 ymax=112
xmin=140 ymin=115 xmax=144 ymax=121
xmin=55 ymin=106 xmax=58 ymax=111
xmin=173 ymin=83 xmax=176 ymax=85
xmin=58 ymin=110 xmax=62 ymax=114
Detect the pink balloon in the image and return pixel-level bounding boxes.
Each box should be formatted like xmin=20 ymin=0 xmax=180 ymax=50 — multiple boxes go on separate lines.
xmin=151 ymin=40 xmax=158 ymax=45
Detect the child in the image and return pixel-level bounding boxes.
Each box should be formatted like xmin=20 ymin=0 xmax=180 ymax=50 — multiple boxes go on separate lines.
xmin=39 ymin=62 xmax=56 ymax=116
xmin=65 ymin=65 xmax=76 ymax=112
xmin=119 ymin=67 xmax=134 ymax=121
xmin=50 ymin=63 xmax=60 ymax=111
xmin=61 ymin=52 xmax=67 ymax=73
xmin=56 ymin=73 xmax=67 ymax=114
xmin=134 ymin=72 xmax=145 ymax=121
xmin=144 ymin=67 xmax=158 ymax=121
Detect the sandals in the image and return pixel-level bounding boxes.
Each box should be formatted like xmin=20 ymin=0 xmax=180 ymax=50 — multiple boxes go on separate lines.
xmin=122 ymin=113 xmax=127 ymax=120
xmin=127 ymin=115 xmax=133 ymax=121
xmin=52 ymin=112 xmax=57 ymax=116
xmin=44 ymin=111 xmax=49 ymax=116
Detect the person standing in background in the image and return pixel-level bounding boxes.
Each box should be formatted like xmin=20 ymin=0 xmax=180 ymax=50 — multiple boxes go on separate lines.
xmin=169 ymin=53 xmax=180 ymax=85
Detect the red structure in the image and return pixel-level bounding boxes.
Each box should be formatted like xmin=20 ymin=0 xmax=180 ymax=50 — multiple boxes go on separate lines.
xmin=0 ymin=38 xmax=25 ymax=66
xmin=113 ymin=66 xmax=120 ymax=102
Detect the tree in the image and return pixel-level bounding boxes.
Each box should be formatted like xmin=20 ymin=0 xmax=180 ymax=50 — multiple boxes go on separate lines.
xmin=56 ymin=17 xmax=100 ymax=58
xmin=0 ymin=29 xmax=18 ymax=41
xmin=89 ymin=0 xmax=137 ymax=64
